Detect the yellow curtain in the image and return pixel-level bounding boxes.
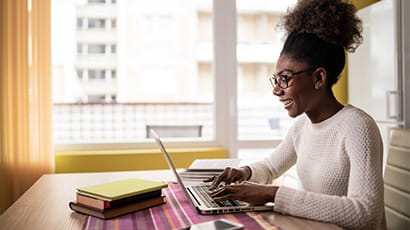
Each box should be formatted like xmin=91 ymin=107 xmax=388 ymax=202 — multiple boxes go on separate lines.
xmin=0 ymin=0 xmax=53 ymax=214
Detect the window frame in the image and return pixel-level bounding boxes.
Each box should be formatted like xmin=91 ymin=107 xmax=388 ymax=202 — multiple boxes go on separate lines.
xmin=55 ymin=0 xmax=283 ymax=156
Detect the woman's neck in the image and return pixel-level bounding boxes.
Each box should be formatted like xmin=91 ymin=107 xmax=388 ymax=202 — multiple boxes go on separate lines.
xmin=306 ymin=95 xmax=344 ymax=124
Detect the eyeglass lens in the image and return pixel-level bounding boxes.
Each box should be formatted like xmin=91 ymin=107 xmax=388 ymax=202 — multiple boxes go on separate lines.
xmin=270 ymin=76 xmax=288 ymax=89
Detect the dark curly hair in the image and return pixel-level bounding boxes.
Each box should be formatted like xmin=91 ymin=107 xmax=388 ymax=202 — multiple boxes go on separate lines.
xmin=278 ymin=0 xmax=363 ymax=87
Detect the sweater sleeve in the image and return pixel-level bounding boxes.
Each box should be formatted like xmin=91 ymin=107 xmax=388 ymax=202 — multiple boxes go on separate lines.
xmin=247 ymin=119 xmax=299 ymax=184
xmin=273 ymin=115 xmax=385 ymax=230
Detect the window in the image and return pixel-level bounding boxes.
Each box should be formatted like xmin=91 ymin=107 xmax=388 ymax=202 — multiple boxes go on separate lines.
xmin=110 ymin=44 xmax=116 ymax=54
xmin=236 ymin=2 xmax=296 ymax=139
xmin=88 ymin=69 xmax=106 ymax=80
xmin=87 ymin=44 xmax=106 ymax=54
xmin=77 ymin=18 xmax=83 ymax=30
xmin=235 ymin=0 xmax=297 ymax=160
xmin=88 ymin=18 xmax=106 ymax=29
xmin=52 ymin=0 xmax=296 ymax=156
xmin=52 ymin=0 xmax=214 ymax=144
xmin=88 ymin=0 xmax=105 ymax=4
xmin=77 ymin=69 xmax=84 ymax=80
xmin=111 ymin=19 xmax=116 ymax=29
xmin=77 ymin=44 xmax=83 ymax=55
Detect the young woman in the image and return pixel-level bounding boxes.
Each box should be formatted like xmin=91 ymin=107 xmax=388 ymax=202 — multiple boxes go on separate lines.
xmin=207 ymin=0 xmax=386 ymax=229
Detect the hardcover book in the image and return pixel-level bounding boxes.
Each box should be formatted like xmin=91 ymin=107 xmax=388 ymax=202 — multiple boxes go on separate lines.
xmin=77 ymin=178 xmax=168 ymax=201
xmin=76 ymin=189 xmax=162 ymax=209
xmin=69 ymin=196 xmax=166 ymax=219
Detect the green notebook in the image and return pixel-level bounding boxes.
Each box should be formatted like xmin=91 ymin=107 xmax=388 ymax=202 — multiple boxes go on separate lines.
xmin=77 ymin=178 xmax=168 ymax=201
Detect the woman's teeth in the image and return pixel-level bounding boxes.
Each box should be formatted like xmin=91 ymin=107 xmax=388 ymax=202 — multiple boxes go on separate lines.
xmin=283 ymin=99 xmax=292 ymax=107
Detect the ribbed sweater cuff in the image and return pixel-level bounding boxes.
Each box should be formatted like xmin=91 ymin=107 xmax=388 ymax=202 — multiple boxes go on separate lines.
xmin=248 ymin=163 xmax=266 ymax=183
xmin=273 ymin=186 xmax=297 ymax=215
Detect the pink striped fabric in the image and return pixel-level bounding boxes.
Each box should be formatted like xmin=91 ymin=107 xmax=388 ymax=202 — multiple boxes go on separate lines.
xmin=82 ymin=182 xmax=281 ymax=230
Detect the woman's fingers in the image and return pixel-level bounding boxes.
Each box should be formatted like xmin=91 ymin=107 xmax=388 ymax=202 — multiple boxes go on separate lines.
xmin=210 ymin=185 xmax=239 ymax=198
xmin=209 ymin=167 xmax=231 ymax=189
xmin=203 ymin=176 xmax=215 ymax=183
xmin=209 ymin=175 xmax=225 ymax=189
xmin=212 ymin=194 xmax=234 ymax=202
xmin=207 ymin=167 xmax=247 ymax=189
xmin=223 ymin=168 xmax=241 ymax=185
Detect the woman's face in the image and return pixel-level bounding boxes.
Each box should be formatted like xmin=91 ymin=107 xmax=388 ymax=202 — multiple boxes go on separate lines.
xmin=273 ymin=54 xmax=318 ymax=118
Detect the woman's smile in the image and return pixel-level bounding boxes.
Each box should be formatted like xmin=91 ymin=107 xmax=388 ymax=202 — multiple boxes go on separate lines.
xmin=280 ymin=98 xmax=293 ymax=110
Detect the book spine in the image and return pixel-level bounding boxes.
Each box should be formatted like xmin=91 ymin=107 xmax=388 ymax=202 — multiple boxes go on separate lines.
xmin=109 ymin=190 xmax=162 ymax=208
xmin=76 ymin=189 xmax=162 ymax=210
xmin=69 ymin=196 xmax=166 ymax=219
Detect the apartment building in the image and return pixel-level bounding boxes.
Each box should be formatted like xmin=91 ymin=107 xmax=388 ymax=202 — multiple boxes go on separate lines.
xmin=52 ymin=0 xmax=293 ymax=142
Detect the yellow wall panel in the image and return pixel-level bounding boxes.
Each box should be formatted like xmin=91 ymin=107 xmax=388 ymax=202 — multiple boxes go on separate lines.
xmin=352 ymin=0 xmax=380 ymax=10
xmin=333 ymin=64 xmax=348 ymax=104
xmin=55 ymin=147 xmax=228 ymax=173
xmin=334 ymin=0 xmax=380 ymax=104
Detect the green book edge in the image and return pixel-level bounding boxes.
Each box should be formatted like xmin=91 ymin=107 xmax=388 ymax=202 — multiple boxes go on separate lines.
xmin=77 ymin=178 xmax=168 ymax=201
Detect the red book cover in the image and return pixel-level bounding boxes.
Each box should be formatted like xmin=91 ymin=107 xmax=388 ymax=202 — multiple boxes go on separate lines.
xmin=69 ymin=196 xmax=166 ymax=219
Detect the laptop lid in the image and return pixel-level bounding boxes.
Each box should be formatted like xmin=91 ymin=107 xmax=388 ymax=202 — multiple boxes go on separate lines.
xmin=151 ymin=129 xmax=206 ymax=208
xmin=151 ymin=130 xmax=188 ymax=189
xmin=151 ymin=129 xmax=273 ymax=214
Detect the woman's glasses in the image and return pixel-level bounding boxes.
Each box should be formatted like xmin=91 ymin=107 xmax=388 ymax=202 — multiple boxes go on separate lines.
xmin=269 ymin=67 xmax=316 ymax=89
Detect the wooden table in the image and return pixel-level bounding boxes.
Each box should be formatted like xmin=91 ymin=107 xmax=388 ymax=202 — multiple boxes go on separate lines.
xmin=0 ymin=170 xmax=342 ymax=230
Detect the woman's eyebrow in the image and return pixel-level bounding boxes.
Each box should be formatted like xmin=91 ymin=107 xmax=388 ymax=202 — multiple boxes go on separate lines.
xmin=276 ymin=69 xmax=294 ymax=75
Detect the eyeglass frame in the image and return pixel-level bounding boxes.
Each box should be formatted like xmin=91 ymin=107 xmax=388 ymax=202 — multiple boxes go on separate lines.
xmin=269 ymin=67 xmax=317 ymax=89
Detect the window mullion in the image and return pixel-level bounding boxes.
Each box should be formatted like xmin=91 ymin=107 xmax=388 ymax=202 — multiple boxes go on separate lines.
xmin=213 ymin=0 xmax=238 ymax=157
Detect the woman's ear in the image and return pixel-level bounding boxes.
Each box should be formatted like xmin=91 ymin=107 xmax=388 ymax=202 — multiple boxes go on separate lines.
xmin=313 ymin=67 xmax=327 ymax=90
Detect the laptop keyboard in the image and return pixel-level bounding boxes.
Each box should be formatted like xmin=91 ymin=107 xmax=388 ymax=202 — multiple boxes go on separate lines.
xmin=191 ymin=185 xmax=247 ymax=208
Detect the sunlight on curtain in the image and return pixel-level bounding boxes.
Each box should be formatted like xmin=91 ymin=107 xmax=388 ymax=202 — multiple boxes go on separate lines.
xmin=0 ymin=0 xmax=53 ymax=214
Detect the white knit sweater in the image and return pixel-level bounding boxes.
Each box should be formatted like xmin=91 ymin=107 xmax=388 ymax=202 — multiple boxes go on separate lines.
xmin=248 ymin=105 xmax=386 ymax=230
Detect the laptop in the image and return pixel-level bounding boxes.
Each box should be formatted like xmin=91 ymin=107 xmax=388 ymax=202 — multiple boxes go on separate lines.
xmin=151 ymin=130 xmax=273 ymax=214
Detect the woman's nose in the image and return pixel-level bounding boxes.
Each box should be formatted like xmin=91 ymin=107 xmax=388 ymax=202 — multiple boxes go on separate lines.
xmin=273 ymin=85 xmax=283 ymax=96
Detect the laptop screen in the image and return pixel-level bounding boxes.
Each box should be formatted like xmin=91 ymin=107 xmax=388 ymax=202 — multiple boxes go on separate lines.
xmin=151 ymin=129 xmax=190 ymax=190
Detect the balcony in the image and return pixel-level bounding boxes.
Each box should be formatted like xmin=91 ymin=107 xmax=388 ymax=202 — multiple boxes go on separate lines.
xmin=53 ymin=102 xmax=213 ymax=143
xmin=75 ymin=55 xmax=117 ymax=69
xmin=76 ymin=30 xmax=117 ymax=44
xmin=76 ymin=4 xmax=117 ymax=18
xmin=53 ymin=101 xmax=292 ymax=143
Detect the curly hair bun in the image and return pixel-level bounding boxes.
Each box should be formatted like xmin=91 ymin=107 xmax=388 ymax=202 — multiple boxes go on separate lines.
xmin=281 ymin=0 xmax=363 ymax=52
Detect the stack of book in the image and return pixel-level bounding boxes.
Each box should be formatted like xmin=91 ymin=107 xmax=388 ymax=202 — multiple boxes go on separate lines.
xmin=69 ymin=178 xmax=168 ymax=219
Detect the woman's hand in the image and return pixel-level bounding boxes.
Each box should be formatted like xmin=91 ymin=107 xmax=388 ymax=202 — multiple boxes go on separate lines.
xmin=204 ymin=167 xmax=251 ymax=190
xmin=210 ymin=181 xmax=278 ymax=205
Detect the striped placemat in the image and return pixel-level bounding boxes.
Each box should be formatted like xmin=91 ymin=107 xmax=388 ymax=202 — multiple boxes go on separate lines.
xmin=82 ymin=182 xmax=281 ymax=230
